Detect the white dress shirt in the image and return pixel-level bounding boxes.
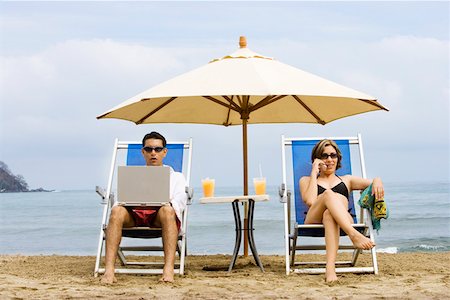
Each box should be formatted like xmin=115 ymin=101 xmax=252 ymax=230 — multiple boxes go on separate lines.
xmin=167 ymin=165 xmax=187 ymax=223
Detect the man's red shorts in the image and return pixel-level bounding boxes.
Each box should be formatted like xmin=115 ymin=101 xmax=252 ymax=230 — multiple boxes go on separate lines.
xmin=129 ymin=207 xmax=181 ymax=230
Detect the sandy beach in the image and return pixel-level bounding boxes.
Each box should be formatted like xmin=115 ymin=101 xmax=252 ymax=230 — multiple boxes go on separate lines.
xmin=1 ymin=252 xmax=449 ymax=299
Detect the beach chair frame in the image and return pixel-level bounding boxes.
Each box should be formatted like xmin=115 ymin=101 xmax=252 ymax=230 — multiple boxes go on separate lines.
xmin=94 ymin=138 xmax=193 ymax=277
xmin=279 ymin=134 xmax=378 ymax=275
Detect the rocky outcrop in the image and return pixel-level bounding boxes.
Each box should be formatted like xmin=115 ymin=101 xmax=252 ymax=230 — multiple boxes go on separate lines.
xmin=0 ymin=161 xmax=52 ymax=192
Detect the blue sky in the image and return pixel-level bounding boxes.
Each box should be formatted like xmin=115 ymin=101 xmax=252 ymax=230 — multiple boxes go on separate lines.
xmin=1 ymin=1 xmax=449 ymax=190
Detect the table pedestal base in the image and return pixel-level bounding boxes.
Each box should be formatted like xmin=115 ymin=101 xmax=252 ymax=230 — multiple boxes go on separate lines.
xmin=229 ymin=199 xmax=264 ymax=272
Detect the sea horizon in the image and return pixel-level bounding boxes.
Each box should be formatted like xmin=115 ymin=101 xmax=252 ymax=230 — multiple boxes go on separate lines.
xmin=13 ymin=178 xmax=450 ymax=194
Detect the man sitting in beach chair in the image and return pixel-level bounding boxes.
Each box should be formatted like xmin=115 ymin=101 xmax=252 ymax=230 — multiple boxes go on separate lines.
xmin=101 ymin=131 xmax=187 ymax=283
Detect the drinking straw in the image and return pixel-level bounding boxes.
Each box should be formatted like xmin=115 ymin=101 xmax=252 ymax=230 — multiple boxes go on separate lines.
xmin=259 ymin=163 xmax=263 ymax=178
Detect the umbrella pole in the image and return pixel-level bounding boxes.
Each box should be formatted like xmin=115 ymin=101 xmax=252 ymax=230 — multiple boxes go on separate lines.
xmin=242 ymin=118 xmax=249 ymax=257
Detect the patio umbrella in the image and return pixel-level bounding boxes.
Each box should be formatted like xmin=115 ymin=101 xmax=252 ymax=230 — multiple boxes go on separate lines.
xmin=97 ymin=36 xmax=388 ymax=254
xmin=98 ymin=36 xmax=387 ymax=192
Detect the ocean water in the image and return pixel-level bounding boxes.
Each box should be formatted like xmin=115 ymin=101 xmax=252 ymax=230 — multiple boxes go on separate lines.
xmin=0 ymin=181 xmax=449 ymax=255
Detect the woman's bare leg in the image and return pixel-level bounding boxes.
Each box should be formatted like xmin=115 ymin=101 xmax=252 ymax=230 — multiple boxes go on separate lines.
xmin=321 ymin=190 xmax=374 ymax=250
xmin=323 ymin=209 xmax=339 ymax=282
xmin=304 ymin=193 xmax=328 ymax=224
xmin=304 ymin=190 xmax=374 ymax=280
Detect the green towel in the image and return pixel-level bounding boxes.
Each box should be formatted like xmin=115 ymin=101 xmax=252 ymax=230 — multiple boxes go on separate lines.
xmin=358 ymin=183 xmax=389 ymax=232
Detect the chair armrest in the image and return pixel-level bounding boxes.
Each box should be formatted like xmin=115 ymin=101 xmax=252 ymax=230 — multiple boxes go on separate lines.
xmin=96 ymin=186 xmax=106 ymax=199
xmin=95 ymin=186 xmax=114 ymax=206
xmin=185 ymin=186 xmax=194 ymax=205
xmin=109 ymin=193 xmax=115 ymax=207
xmin=279 ymin=183 xmax=287 ymax=203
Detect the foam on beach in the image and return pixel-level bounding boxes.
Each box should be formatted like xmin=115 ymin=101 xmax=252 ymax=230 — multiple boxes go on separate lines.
xmin=413 ymin=244 xmax=448 ymax=251
xmin=376 ymin=247 xmax=398 ymax=254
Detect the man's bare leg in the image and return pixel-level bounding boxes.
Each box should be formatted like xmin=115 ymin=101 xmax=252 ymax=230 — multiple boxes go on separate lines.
xmin=154 ymin=205 xmax=178 ymax=282
xmin=101 ymin=206 xmax=135 ymax=284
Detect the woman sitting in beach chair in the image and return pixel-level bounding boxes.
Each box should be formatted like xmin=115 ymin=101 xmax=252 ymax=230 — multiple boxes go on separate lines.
xmin=299 ymin=139 xmax=384 ymax=282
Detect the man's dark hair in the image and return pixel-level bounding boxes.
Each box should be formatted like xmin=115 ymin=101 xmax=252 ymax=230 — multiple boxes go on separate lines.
xmin=142 ymin=131 xmax=167 ymax=147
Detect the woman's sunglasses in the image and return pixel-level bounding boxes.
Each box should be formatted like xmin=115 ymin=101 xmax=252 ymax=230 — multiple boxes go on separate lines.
xmin=320 ymin=153 xmax=338 ymax=159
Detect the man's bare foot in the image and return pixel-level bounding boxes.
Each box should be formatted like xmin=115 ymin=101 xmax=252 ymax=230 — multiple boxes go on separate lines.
xmin=349 ymin=231 xmax=375 ymax=250
xmin=159 ymin=275 xmax=174 ymax=283
xmin=100 ymin=272 xmax=117 ymax=284
xmin=325 ymin=265 xmax=338 ymax=283
xmin=159 ymin=267 xmax=174 ymax=283
xmin=326 ymin=272 xmax=338 ymax=282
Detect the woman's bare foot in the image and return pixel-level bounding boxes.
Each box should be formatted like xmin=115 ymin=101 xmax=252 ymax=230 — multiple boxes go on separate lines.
xmin=349 ymin=231 xmax=375 ymax=250
xmin=100 ymin=272 xmax=117 ymax=284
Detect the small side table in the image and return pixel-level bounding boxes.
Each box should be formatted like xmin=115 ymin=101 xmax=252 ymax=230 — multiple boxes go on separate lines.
xmin=200 ymin=194 xmax=269 ymax=272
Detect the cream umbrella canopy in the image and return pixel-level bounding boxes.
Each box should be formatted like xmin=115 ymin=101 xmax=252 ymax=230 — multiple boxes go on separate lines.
xmin=98 ymin=36 xmax=388 ymax=196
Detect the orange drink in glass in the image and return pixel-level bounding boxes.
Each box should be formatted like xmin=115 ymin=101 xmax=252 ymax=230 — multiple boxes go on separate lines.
xmin=253 ymin=177 xmax=266 ymax=195
xmin=201 ymin=178 xmax=215 ymax=197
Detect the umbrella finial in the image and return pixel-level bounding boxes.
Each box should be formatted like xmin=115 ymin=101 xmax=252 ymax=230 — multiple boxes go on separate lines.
xmin=239 ymin=36 xmax=247 ymax=48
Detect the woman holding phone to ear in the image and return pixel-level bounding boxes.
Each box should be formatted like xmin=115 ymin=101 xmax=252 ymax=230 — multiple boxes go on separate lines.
xmin=299 ymin=139 xmax=384 ymax=282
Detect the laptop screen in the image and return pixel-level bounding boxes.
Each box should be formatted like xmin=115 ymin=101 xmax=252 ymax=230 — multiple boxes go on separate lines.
xmin=117 ymin=166 xmax=170 ymax=206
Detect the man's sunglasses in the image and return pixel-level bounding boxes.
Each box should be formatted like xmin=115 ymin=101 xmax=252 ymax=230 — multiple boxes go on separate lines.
xmin=320 ymin=153 xmax=338 ymax=159
xmin=143 ymin=146 xmax=165 ymax=153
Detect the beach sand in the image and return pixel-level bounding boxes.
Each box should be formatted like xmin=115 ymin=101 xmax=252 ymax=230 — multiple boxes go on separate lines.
xmin=1 ymin=252 xmax=449 ymax=299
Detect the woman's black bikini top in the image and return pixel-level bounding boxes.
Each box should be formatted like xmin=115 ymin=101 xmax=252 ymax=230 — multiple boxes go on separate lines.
xmin=317 ymin=176 xmax=349 ymax=200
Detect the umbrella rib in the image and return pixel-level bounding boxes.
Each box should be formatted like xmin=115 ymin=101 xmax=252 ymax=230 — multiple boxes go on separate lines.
xmin=222 ymin=95 xmax=241 ymax=111
xmin=360 ymin=99 xmax=389 ymax=111
xmin=248 ymin=95 xmax=275 ymax=112
xmin=292 ymin=95 xmax=326 ymax=125
xmin=136 ymin=97 xmax=177 ymax=124
xmin=202 ymin=96 xmax=240 ymax=112
xmin=236 ymin=95 xmax=244 ymax=107
xmin=223 ymin=96 xmax=233 ymax=126
xmin=249 ymin=95 xmax=286 ymax=112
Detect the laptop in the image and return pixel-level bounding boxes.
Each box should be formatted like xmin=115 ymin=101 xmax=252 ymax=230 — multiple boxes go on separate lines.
xmin=117 ymin=166 xmax=170 ymax=207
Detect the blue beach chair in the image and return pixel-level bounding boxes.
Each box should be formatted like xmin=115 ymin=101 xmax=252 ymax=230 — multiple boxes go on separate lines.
xmin=94 ymin=138 xmax=193 ymax=276
xmin=279 ymin=134 xmax=378 ymax=275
